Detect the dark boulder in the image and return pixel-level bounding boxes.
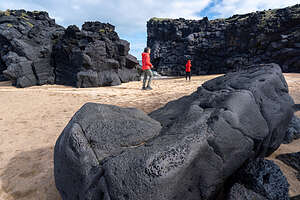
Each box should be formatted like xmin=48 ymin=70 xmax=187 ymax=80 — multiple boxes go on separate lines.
xmin=147 ymin=4 xmax=300 ymax=75
xmin=228 ymin=158 xmax=289 ymax=200
xmin=54 ymin=63 xmax=294 ymax=200
xmin=0 ymin=9 xmax=64 ymax=87
xmin=283 ymin=115 xmax=300 ymax=144
xmin=277 ymin=152 xmax=300 ymax=181
xmin=52 ymin=22 xmax=140 ymax=88
xmin=54 ymin=103 xmax=162 ymax=200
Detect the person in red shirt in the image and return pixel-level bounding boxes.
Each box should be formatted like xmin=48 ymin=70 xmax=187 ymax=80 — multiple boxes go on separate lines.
xmin=141 ymin=47 xmax=153 ymax=90
xmin=185 ymin=60 xmax=192 ymax=81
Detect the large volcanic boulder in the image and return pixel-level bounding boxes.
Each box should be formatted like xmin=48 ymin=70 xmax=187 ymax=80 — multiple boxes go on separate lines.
xmin=52 ymin=22 xmax=140 ymax=88
xmin=147 ymin=4 xmax=300 ymax=75
xmin=0 ymin=9 xmax=64 ymax=87
xmin=54 ymin=63 xmax=294 ymax=200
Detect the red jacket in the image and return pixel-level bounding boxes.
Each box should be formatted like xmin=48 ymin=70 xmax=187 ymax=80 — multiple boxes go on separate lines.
xmin=142 ymin=52 xmax=152 ymax=70
xmin=186 ymin=60 xmax=192 ymax=72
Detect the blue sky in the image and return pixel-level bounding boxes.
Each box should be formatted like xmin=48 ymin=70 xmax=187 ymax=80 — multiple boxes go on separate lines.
xmin=0 ymin=0 xmax=299 ymax=59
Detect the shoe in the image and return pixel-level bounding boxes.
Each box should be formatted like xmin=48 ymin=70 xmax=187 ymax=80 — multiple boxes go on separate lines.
xmin=146 ymin=86 xmax=153 ymax=90
xmin=142 ymin=87 xmax=146 ymax=90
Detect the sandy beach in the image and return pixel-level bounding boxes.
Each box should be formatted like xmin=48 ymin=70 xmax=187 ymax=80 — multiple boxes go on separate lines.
xmin=0 ymin=74 xmax=299 ymax=200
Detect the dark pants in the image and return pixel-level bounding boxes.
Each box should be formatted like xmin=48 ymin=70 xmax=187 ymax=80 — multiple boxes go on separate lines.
xmin=186 ymin=71 xmax=191 ymax=80
xmin=143 ymin=69 xmax=153 ymax=88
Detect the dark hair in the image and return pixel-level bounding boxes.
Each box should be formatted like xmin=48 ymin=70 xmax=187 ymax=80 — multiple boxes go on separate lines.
xmin=144 ymin=47 xmax=150 ymax=53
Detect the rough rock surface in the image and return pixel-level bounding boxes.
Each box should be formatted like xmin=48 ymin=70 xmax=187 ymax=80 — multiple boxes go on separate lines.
xmin=283 ymin=115 xmax=300 ymax=144
xmin=228 ymin=158 xmax=289 ymax=200
xmin=0 ymin=10 xmax=140 ymax=87
xmin=147 ymin=4 xmax=300 ymax=75
xmin=52 ymin=22 xmax=140 ymax=87
xmin=54 ymin=64 xmax=294 ymax=200
xmin=0 ymin=9 xmax=64 ymax=87
xmin=226 ymin=183 xmax=266 ymax=200
xmin=277 ymin=152 xmax=300 ymax=181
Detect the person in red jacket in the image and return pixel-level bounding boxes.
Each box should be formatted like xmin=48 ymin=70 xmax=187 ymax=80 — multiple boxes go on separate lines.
xmin=185 ymin=60 xmax=192 ymax=81
xmin=141 ymin=47 xmax=153 ymax=90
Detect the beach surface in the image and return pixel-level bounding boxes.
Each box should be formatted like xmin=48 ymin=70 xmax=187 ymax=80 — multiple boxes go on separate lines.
xmin=0 ymin=74 xmax=299 ymax=200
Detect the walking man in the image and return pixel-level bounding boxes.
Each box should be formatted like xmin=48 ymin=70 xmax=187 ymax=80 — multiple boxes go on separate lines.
xmin=142 ymin=47 xmax=153 ymax=90
xmin=185 ymin=60 xmax=192 ymax=81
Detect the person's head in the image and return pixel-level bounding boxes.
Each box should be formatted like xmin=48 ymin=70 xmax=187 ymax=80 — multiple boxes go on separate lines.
xmin=144 ymin=47 xmax=151 ymax=53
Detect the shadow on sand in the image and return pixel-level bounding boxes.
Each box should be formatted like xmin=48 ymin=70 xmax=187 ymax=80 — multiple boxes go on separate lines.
xmin=0 ymin=147 xmax=61 ymax=200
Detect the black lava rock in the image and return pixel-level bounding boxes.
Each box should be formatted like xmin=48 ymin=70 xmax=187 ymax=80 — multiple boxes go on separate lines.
xmin=0 ymin=9 xmax=65 ymax=87
xmin=283 ymin=115 xmax=300 ymax=144
xmin=226 ymin=183 xmax=267 ymax=200
xmin=54 ymin=63 xmax=294 ymax=200
xmin=0 ymin=10 xmax=141 ymax=87
xmin=147 ymin=4 xmax=300 ymax=76
xmin=52 ymin=22 xmax=140 ymax=87
xmin=231 ymin=158 xmax=289 ymax=200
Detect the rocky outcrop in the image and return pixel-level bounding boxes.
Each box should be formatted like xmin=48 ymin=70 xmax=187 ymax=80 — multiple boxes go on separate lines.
xmin=54 ymin=64 xmax=294 ymax=200
xmin=147 ymin=4 xmax=300 ymax=75
xmin=0 ymin=10 xmax=140 ymax=87
xmin=227 ymin=158 xmax=289 ymax=200
xmin=0 ymin=9 xmax=64 ymax=87
xmin=52 ymin=22 xmax=140 ymax=88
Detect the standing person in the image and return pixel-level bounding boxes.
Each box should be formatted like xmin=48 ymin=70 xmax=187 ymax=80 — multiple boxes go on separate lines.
xmin=141 ymin=47 xmax=153 ymax=90
xmin=185 ymin=60 xmax=192 ymax=81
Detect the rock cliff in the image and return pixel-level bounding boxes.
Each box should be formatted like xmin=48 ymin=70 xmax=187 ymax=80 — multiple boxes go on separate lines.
xmin=147 ymin=4 xmax=300 ymax=75
xmin=0 ymin=10 xmax=140 ymax=87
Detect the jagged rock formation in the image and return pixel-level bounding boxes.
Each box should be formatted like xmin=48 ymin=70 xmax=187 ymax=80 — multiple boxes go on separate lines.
xmin=227 ymin=158 xmax=289 ymax=200
xmin=0 ymin=10 xmax=140 ymax=87
xmin=147 ymin=4 xmax=300 ymax=75
xmin=52 ymin=22 xmax=140 ymax=87
xmin=0 ymin=9 xmax=64 ymax=87
xmin=54 ymin=63 xmax=294 ymax=200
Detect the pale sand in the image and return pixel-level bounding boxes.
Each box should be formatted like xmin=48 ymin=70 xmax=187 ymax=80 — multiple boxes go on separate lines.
xmin=0 ymin=74 xmax=299 ymax=200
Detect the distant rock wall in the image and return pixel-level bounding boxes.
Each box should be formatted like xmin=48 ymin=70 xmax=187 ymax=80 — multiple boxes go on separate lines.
xmin=147 ymin=4 xmax=300 ymax=75
xmin=0 ymin=10 xmax=140 ymax=87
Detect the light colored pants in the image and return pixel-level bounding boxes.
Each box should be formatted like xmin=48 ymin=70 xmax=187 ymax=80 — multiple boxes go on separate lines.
xmin=143 ymin=69 xmax=153 ymax=88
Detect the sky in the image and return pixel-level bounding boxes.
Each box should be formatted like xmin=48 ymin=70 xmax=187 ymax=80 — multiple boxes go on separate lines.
xmin=0 ymin=0 xmax=299 ymax=59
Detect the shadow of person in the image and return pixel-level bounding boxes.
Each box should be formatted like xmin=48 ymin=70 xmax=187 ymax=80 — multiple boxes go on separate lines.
xmin=0 ymin=147 xmax=61 ymax=200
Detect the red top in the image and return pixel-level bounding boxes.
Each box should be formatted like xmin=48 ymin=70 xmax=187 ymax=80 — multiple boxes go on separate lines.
xmin=186 ymin=60 xmax=192 ymax=72
xmin=142 ymin=52 xmax=152 ymax=70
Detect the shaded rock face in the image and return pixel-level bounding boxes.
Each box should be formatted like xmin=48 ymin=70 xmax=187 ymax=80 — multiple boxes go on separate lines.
xmin=226 ymin=183 xmax=266 ymax=200
xmin=52 ymin=22 xmax=140 ymax=87
xmin=0 ymin=9 xmax=65 ymax=87
xmin=277 ymin=152 xmax=300 ymax=181
xmin=54 ymin=64 xmax=294 ymax=200
xmin=0 ymin=10 xmax=140 ymax=88
xmin=227 ymin=159 xmax=289 ymax=200
xmin=147 ymin=4 xmax=300 ymax=75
